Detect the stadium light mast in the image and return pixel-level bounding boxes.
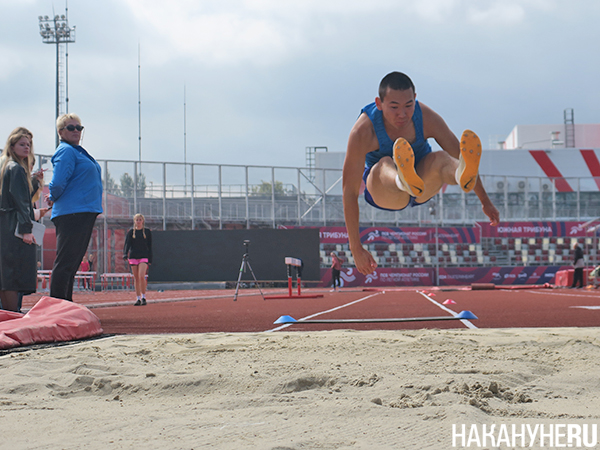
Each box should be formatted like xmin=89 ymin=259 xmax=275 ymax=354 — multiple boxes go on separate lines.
xmin=38 ymin=7 xmax=76 ymax=147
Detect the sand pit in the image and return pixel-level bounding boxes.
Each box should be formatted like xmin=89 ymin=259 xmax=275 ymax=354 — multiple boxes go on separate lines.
xmin=2 ymin=327 xmax=600 ymax=449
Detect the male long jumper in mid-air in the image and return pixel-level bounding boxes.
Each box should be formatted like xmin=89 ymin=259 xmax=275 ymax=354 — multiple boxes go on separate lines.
xmin=342 ymin=71 xmax=500 ymax=275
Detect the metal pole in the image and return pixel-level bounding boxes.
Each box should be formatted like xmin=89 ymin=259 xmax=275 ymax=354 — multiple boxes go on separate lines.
xmin=38 ymin=11 xmax=75 ymax=146
xmin=297 ymin=169 xmax=301 ymax=226
xmin=322 ymin=169 xmax=327 ymax=226
xmin=435 ymin=198 xmax=440 ymax=286
xmin=133 ymin=161 xmax=138 ymax=215
xmin=162 ymin=163 xmax=166 ymax=230
xmin=218 ymin=165 xmax=223 ymax=229
xmin=439 ymin=188 xmax=444 ymax=226
xmin=552 ymin=179 xmax=557 ymax=220
xmin=503 ymin=175 xmax=508 ymax=218
xmin=103 ymin=161 xmax=108 ymax=276
xmin=191 ymin=164 xmax=195 ymax=230
xmin=577 ymin=178 xmax=580 ymax=220
xmin=55 ymin=39 xmax=60 ymax=147
xmin=524 ymin=177 xmax=529 ymax=219
xmin=183 ymin=84 xmax=187 ymax=195
xmin=138 ymin=43 xmax=142 ymax=164
xmin=539 ymin=178 xmax=543 ymax=220
xmin=461 ymin=189 xmax=466 ymax=224
xmin=65 ymin=2 xmax=70 ymax=114
xmin=245 ymin=166 xmax=250 ymax=229
xmin=271 ymin=167 xmax=276 ymax=229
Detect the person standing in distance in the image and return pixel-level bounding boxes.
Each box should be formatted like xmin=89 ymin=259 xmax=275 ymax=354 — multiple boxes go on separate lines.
xmin=330 ymin=251 xmax=342 ymax=291
xmin=123 ymin=213 xmax=152 ymax=305
xmin=46 ymin=114 xmax=103 ymax=301
xmin=571 ymin=240 xmax=585 ymax=289
xmin=0 ymin=127 xmax=37 ymax=311
xmin=343 ymin=72 xmax=500 ymax=275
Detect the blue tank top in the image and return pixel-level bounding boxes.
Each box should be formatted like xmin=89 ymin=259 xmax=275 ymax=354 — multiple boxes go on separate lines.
xmin=362 ymin=100 xmax=432 ymax=169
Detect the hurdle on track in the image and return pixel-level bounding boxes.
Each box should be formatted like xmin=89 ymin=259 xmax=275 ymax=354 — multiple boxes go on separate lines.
xmin=101 ymin=273 xmax=135 ymax=291
xmin=37 ymin=270 xmax=96 ymax=292
xmin=264 ymin=257 xmax=324 ymax=299
xmin=274 ymin=310 xmax=478 ymax=324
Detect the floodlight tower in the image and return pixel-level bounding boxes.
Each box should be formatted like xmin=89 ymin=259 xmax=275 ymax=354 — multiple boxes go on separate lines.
xmin=38 ymin=8 xmax=76 ymax=147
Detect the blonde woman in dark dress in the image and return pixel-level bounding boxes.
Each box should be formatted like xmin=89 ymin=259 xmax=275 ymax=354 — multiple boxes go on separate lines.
xmin=0 ymin=127 xmax=37 ymax=311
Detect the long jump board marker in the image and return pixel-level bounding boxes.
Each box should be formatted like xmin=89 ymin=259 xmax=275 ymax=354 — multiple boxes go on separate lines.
xmin=471 ymin=283 xmax=551 ymax=290
xmin=274 ymin=310 xmax=478 ymax=324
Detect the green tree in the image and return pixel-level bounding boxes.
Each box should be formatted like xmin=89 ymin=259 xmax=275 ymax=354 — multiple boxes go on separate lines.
xmin=104 ymin=171 xmax=120 ymax=196
xmin=120 ymin=172 xmax=147 ymax=198
xmin=136 ymin=172 xmax=147 ymax=198
xmin=251 ymin=180 xmax=288 ymax=196
xmin=120 ymin=173 xmax=134 ymax=197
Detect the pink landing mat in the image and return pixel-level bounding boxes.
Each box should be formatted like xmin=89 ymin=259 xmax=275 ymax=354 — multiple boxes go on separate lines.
xmin=0 ymin=296 xmax=103 ymax=350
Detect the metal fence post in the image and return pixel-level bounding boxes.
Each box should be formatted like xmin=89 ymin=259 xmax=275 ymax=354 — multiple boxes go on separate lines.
xmin=539 ymin=178 xmax=543 ymax=220
xmin=103 ymin=160 xmax=108 ymax=275
xmin=271 ymin=167 xmax=276 ymax=229
xmin=191 ymin=163 xmax=195 ymax=230
xmin=577 ymin=178 xmax=580 ymax=220
xmin=133 ymin=161 xmax=138 ymax=215
xmin=245 ymin=166 xmax=249 ymax=229
xmin=552 ymin=179 xmax=556 ymax=220
xmin=322 ymin=169 xmax=327 ymax=226
xmin=218 ymin=165 xmax=223 ymax=229
xmin=162 ymin=163 xmax=166 ymax=230
xmin=297 ymin=169 xmax=301 ymax=226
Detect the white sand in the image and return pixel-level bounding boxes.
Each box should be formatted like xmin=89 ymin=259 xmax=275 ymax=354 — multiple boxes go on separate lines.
xmin=2 ymin=328 xmax=600 ymax=449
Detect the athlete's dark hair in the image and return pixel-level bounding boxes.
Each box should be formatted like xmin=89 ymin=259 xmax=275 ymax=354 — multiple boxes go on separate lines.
xmin=379 ymin=72 xmax=415 ymax=100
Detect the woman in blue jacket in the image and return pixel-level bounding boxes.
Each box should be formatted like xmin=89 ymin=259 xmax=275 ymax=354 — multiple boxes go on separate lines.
xmin=46 ymin=114 xmax=103 ymax=301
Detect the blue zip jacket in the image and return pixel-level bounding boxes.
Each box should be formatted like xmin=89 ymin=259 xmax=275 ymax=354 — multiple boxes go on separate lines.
xmin=49 ymin=141 xmax=103 ymax=219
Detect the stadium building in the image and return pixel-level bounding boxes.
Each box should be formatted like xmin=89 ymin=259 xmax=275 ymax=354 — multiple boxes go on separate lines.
xmin=35 ymin=120 xmax=600 ymax=288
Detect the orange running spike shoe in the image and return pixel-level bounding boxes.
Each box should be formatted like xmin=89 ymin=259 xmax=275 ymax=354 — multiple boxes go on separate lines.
xmin=393 ymin=137 xmax=424 ymax=197
xmin=457 ymin=129 xmax=482 ymax=192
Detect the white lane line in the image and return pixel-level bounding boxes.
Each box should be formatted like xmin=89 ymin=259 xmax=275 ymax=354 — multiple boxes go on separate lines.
xmin=514 ymin=290 xmax=600 ymax=312
xmin=527 ymin=290 xmax=600 ymax=299
xmin=266 ymin=292 xmax=383 ymax=332
xmin=417 ymin=290 xmax=478 ymax=329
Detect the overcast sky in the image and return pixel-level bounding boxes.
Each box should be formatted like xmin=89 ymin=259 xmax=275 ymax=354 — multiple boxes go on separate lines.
xmin=1 ymin=0 xmax=599 ymax=169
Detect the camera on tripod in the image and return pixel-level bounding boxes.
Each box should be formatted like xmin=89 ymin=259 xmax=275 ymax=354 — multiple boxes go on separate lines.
xmin=234 ymin=239 xmax=264 ymax=301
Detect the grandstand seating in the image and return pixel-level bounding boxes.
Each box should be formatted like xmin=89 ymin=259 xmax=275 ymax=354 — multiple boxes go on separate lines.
xmin=319 ymin=236 xmax=600 ymax=269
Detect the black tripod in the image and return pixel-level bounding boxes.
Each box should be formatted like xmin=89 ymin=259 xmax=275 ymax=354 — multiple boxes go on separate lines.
xmin=233 ymin=240 xmax=265 ymax=301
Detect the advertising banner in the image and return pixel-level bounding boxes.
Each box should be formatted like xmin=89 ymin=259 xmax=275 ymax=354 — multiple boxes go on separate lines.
xmin=438 ymin=265 xmax=570 ymax=286
xmin=319 ymin=226 xmax=480 ymax=245
xmin=320 ymin=267 xmax=435 ymax=288
xmin=477 ymin=221 xmax=593 ymax=238
xmin=321 ymin=266 xmax=571 ymax=287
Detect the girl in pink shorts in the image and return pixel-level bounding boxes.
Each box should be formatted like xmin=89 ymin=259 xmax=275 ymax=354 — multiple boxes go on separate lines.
xmin=123 ymin=214 xmax=153 ymax=305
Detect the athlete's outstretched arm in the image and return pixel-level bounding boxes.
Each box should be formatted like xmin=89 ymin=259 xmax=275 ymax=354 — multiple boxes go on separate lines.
xmin=343 ymin=122 xmax=378 ymax=275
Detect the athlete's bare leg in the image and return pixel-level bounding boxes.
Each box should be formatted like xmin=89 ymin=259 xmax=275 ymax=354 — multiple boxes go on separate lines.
xmin=367 ymin=151 xmax=461 ymax=209
xmin=367 ymin=131 xmax=482 ymax=209
xmin=366 ymin=157 xmax=411 ymax=210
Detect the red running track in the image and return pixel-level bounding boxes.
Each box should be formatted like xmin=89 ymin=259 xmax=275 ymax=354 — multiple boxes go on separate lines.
xmin=22 ymin=286 xmax=600 ymax=334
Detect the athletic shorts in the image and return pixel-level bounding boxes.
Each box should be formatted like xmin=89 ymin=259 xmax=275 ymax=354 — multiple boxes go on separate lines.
xmin=128 ymin=258 xmax=149 ymax=265
xmin=362 ymin=166 xmax=430 ymax=211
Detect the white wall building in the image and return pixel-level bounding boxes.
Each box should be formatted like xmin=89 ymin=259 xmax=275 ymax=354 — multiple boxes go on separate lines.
xmin=502 ymin=124 xmax=600 ymax=149
xmin=315 ymin=124 xmax=600 ymax=196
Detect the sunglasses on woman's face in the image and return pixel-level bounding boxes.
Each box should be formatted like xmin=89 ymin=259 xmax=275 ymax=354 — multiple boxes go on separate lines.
xmin=63 ymin=124 xmax=84 ymax=132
